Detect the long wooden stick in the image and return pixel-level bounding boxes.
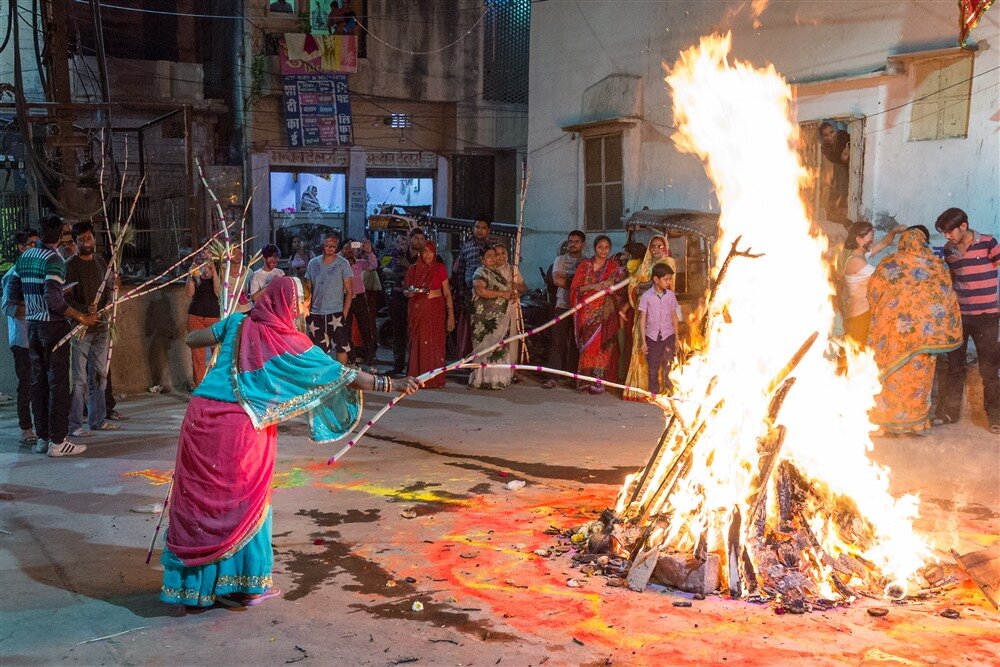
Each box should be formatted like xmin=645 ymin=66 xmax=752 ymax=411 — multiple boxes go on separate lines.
xmin=513 ymin=157 xmax=530 ymax=363
xmin=326 ymin=277 xmax=632 ymax=463
xmin=145 ymin=476 xmax=174 ymax=565
xmin=195 ymin=158 xmax=233 ymax=314
xmin=52 ymin=230 xmax=229 ymax=350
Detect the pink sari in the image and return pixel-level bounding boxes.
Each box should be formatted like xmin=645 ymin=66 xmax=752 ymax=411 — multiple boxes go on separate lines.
xmin=168 ymin=277 xmax=359 ymax=566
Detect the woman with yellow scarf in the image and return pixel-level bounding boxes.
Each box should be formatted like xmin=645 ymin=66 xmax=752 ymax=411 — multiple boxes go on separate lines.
xmin=622 ymin=235 xmax=677 ymax=401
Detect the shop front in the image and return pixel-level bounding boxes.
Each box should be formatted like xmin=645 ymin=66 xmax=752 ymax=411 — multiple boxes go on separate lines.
xmin=250 ymin=147 xmax=447 ymax=258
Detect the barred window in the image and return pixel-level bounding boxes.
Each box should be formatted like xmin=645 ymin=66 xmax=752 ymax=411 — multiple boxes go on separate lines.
xmin=584 ymin=132 xmax=623 ymax=231
xmin=482 ymin=0 xmax=530 ymax=104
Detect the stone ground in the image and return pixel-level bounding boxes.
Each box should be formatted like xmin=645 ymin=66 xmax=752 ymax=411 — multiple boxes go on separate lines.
xmin=0 ymin=373 xmax=998 ymax=666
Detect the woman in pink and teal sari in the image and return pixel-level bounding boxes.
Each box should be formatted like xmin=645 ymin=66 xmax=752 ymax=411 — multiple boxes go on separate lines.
xmin=161 ymin=276 xmax=419 ymax=607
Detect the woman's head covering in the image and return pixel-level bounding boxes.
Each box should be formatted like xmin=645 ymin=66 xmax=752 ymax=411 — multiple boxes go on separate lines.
xmin=299 ymin=187 xmax=321 ymax=212
xmin=423 ymin=240 xmax=438 ymax=259
xmin=233 ymin=276 xmax=361 ymax=443
xmin=866 ymin=229 xmax=962 ymax=379
xmin=629 ymin=235 xmax=677 ymax=304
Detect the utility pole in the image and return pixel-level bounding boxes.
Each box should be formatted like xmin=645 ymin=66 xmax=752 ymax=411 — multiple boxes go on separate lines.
xmin=43 ymin=0 xmax=81 ymax=220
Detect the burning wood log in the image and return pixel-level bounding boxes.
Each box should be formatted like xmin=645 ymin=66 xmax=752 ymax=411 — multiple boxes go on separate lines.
xmin=698 ymin=236 xmax=764 ymax=342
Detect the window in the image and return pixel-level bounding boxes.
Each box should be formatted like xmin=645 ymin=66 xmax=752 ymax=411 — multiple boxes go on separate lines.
xmin=269 ymin=171 xmax=346 ymax=212
xmin=265 ymin=0 xmax=298 ymax=18
xmin=584 ymin=132 xmax=623 ymax=231
xmin=797 ymin=118 xmax=862 ymax=225
xmin=482 ymin=0 xmax=530 ymax=104
xmin=908 ymin=53 xmax=973 ymax=141
xmin=389 ymin=113 xmax=413 ymax=129
xmin=365 ymin=176 xmax=433 ymax=217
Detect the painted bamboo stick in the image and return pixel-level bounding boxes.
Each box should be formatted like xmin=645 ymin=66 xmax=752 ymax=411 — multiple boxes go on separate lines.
xmin=326 ymin=276 xmax=630 ymax=464
xmin=327 ymin=362 xmax=701 ymax=465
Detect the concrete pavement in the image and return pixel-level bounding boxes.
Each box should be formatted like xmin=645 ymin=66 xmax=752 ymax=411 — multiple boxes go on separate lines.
xmin=1 ymin=377 xmax=997 ymax=666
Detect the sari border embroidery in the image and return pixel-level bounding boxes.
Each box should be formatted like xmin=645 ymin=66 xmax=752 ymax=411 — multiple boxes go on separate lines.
xmin=230 ymin=318 xmax=360 ymax=431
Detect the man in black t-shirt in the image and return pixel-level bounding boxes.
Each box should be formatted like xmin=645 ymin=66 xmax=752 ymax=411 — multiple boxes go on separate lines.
xmin=65 ymin=222 xmax=118 ymax=437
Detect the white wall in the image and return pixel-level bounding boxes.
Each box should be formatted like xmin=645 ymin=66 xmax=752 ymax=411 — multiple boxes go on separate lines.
xmin=523 ymin=1 xmax=1000 ymax=283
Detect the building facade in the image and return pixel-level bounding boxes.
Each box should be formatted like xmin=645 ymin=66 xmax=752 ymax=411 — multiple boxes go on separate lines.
xmin=522 ymin=1 xmax=999 ymax=281
xmin=243 ymin=0 xmax=529 ymax=258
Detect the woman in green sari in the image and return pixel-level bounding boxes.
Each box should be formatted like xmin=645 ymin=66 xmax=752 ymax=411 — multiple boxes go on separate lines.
xmin=469 ymin=244 xmax=522 ymax=389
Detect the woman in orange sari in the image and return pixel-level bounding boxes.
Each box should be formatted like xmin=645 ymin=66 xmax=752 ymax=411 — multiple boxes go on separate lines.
xmin=570 ymin=235 xmax=624 ymax=394
xmin=867 ymin=229 xmax=962 ymax=435
xmin=404 ymin=241 xmax=455 ymax=388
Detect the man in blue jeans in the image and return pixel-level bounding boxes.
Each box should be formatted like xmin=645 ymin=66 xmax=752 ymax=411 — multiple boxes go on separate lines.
xmin=65 ymin=221 xmax=120 ymax=438
xmin=2 ymin=229 xmax=40 ymax=444
xmin=6 ymin=215 xmax=98 ymax=456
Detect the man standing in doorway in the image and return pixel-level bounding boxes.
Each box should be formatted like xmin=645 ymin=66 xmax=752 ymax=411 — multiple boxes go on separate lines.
xmin=65 ymin=221 xmax=119 ymax=438
xmin=934 ymin=207 xmax=1000 ymax=434
xmin=542 ymin=230 xmax=586 ymax=389
xmin=6 ymin=216 xmax=97 ymax=456
xmin=305 ymin=231 xmax=354 ymax=365
xmin=2 ymin=229 xmax=40 ymax=444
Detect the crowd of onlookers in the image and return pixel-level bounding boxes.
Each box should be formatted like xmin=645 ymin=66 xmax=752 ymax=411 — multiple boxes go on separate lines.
xmin=3 ymin=217 xmax=129 ymax=458
xmin=5 ymin=206 xmax=996 ymax=459
xmin=837 ymin=208 xmax=998 ymax=436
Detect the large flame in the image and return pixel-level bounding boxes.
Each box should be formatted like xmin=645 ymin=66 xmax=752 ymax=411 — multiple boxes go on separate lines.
xmin=617 ymin=34 xmax=930 ymax=595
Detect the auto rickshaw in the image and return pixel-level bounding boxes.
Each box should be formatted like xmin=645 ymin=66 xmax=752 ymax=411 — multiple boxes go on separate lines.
xmin=624 ymin=208 xmax=720 ymax=341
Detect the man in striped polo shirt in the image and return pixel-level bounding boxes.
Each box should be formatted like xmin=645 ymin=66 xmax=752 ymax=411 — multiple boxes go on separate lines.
xmin=933 ymin=207 xmax=1000 ymax=434
xmin=5 ymin=215 xmax=98 ymax=456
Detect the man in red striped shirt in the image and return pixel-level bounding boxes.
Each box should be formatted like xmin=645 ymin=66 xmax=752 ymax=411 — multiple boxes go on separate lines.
xmin=933 ymin=207 xmax=999 ymax=434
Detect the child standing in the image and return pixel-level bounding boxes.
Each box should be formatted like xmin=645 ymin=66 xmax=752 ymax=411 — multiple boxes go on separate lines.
xmin=637 ymin=263 xmax=681 ymax=395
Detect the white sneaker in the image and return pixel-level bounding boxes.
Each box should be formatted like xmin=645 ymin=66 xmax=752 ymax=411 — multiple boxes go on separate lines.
xmin=48 ymin=440 xmax=87 ymax=457
xmin=71 ymin=427 xmax=94 ymax=438
xmin=32 ymin=438 xmax=49 ymax=454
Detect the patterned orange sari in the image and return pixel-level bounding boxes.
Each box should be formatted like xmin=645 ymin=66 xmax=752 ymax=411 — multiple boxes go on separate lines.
xmin=867 ymin=230 xmax=962 ymax=434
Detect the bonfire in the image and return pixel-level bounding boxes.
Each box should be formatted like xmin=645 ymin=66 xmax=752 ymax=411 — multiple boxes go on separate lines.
xmin=577 ymin=34 xmax=936 ymax=607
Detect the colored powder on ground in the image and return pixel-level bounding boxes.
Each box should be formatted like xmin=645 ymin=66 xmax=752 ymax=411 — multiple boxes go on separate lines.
xmin=122 ymin=469 xmax=172 ymax=485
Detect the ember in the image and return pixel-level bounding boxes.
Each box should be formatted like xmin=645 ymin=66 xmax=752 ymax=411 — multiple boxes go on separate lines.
xmin=574 ymin=34 xmax=939 ymax=606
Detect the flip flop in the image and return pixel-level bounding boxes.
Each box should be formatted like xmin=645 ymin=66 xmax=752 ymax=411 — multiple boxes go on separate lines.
xmin=243 ymin=588 xmax=282 ymax=606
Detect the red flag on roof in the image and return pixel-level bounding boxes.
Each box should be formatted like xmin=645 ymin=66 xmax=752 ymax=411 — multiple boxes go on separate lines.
xmin=960 ymin=0 xmax=995 ymax=45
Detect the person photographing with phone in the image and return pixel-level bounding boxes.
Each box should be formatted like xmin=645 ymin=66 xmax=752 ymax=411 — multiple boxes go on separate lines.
xmin=341 ymin=238 xmax=379 ymax=367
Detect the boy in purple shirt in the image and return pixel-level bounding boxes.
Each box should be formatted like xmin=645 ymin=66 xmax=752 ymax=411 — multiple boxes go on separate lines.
xmin=637 ymin=263 xmax=681 ymax=395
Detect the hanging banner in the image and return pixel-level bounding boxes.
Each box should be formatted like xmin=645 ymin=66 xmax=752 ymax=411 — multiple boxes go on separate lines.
xmin=282 ymin=34 xmax=358 ymax=75
xmin=282 ymin=73 xmax=353 ymax=147
xmin=960 ymin=0 xmax=995 ymax=44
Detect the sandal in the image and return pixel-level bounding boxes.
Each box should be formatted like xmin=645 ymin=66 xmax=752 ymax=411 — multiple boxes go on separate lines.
xmin=931 ymin=416 xmax=955 ymax=427
xmin=990 ymin=424 xmax=1000 ymax=435
xmin=243 ymin=588 xmax=282 ymax=606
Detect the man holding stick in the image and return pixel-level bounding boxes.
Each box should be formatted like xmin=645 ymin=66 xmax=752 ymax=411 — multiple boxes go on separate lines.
xmin=6 ymin=216 xmax=98 ymax=457
xmin=65 ymin=221 xmax=119 ymax=438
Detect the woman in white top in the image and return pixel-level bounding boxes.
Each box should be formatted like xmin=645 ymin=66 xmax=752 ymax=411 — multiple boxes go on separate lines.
xmin=841 ymin=221 xmax=906 ymax=345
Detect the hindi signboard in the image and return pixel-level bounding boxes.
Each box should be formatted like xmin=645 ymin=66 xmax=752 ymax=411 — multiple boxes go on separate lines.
xmin=282 ymin=73 xmax=353 ymax=148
